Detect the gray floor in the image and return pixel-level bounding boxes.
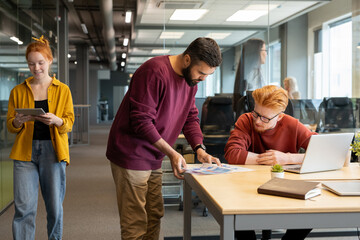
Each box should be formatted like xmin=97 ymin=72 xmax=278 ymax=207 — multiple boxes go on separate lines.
xmin=0 ymin=124 xmax=359 ymax=239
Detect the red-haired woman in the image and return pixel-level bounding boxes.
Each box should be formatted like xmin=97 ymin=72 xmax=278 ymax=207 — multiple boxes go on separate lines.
xmin=7 ymin=35 xmax=74 ymax=240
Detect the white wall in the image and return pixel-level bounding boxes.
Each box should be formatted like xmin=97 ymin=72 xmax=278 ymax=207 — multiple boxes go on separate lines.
xmin=286 ymin=14 xmax=308 ymax=98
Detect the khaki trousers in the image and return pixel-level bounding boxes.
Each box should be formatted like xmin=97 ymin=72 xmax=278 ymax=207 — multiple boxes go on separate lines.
xmin=110 ymin=162 xmax=164 ymax=240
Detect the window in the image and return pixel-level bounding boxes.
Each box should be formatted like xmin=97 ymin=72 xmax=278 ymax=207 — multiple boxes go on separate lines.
xmin=267 ymin=41 xmax=281 ymax=86
xmin=313 ymin=16 xmax=352 ymax=98
xmin=195 ymin=68 xmax=221 ymax=97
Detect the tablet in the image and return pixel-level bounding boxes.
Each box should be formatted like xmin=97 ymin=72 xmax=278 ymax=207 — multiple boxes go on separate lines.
xmin=15 ymin=108 xmax=46 ymax=116
xmin=322 ymin=181 xmax=360 ymax=196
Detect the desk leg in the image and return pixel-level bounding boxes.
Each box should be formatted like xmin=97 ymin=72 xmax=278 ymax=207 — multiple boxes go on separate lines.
xmin=183 ymin=179 xmax=192 ymax=240
xmin=221 ymin=215 xmax=234 ymax=240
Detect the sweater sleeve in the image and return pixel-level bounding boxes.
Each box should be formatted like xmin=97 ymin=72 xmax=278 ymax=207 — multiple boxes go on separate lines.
xmin=224 ymin=114 xmax=252 ymax=164
xmin=182 ymin=99 xmax=203 ymax=149
xmin=6 ymin=89 xmax=23 ymax=133
xmin=128 ymin=67 xmax=163 ymax=144
xmin=56 ymin=85 xmax=74 ymax=134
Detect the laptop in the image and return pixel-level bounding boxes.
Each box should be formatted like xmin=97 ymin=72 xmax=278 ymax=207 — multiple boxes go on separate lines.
xmin=283 ymin=133 xmax=354 ymax=174
xmin=322 ymin=181 xmax=360 ymax=196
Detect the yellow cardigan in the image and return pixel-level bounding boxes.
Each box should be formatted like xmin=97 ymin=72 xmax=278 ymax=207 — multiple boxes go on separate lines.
xmin=7 ymin=77 xmax=74 ymax=165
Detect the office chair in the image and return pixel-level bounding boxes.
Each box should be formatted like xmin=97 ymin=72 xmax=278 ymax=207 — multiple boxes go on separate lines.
xmin=292 ymin=99 xmax=319 ymax=125
xmin=235 ymin=91 xmax=294 ymax=120
xmin=200 ymin=95 xmax=235 ymax=162
xmin=317 ymin=97 xmax=355 ymax=132
xmin=187 ymin=95 xmax=235 ymax=217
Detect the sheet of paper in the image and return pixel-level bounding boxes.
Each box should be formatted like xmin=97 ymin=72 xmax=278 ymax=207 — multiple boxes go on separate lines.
xmin=185 ymin=163 xmax=253 ymax=175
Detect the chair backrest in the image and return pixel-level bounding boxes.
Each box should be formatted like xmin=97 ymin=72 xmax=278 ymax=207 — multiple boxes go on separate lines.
xmin=292 ymin=99 xmax=319 ymax=125
xmin=200 ymin=96 xmax=235 ymax=134
xmin=235 ymin=91 xmax=294 ymax=120
xmin=195 ymin=97 xmax=207 ymax=123
xmin=320 ymin=97 xmax=355 ymax=128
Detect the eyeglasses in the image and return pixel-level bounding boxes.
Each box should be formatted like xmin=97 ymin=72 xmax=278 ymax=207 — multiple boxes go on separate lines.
xmin=251 ymin=110 xmax=283 ymax=123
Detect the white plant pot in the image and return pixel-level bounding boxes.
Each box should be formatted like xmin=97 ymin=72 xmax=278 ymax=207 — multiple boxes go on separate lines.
xmin=271 ymin=171 xmax=284 ymax=179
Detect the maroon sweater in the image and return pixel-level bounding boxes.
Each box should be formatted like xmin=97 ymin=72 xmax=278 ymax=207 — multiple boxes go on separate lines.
xmin=225 ymin=113 xmax=317 ymax=164
xmin=106 ymin=55 xmax=203 ymax=170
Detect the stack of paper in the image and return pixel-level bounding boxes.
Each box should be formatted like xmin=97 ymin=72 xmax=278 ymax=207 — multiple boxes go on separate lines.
xmin=185 ymin=163 xmax=253 ymax=175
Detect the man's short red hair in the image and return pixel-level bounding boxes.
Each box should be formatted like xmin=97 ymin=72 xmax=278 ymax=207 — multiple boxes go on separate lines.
xmin=252 ymin=85 xmax=288 ymax=112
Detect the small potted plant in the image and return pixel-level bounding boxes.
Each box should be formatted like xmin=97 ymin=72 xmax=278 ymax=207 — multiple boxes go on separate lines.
xmin=350 ymin=132 xmax=360 ymax=162
xmin=271 ymin=164 xmax=284 ymax=178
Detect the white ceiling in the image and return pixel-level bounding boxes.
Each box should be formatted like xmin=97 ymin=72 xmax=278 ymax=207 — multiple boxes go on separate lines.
xmin=0 ymin=0 xmax=330 ymax=74
xmin=127 ymin=0 xmax=327 ymax=72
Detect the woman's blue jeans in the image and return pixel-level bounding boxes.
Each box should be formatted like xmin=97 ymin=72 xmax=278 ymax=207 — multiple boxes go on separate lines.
xmin=12 ymin=140 xmax=66 ymax=240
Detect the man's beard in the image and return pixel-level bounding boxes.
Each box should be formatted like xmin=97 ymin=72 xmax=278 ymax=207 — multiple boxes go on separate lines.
xmin=182 ymin=65 xmax=198 ymax=87
xmin=254 ymin=125 xmax=266 ymax=133
xmin=253 ymin=120 xmax=277 ymax=133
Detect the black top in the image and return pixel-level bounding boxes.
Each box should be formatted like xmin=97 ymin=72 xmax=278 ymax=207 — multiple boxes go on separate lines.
xmin=33 ymin=100 xmax=51 ymax=140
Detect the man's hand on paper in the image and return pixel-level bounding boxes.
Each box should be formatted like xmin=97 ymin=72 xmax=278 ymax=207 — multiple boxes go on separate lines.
xmin=169 ymin=151 xmax=187 ymax=180
xmin=196 ymin=148 xmax=221 ymax=166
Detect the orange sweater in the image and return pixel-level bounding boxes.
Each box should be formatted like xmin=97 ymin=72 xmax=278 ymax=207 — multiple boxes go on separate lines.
xmin=225 ymin=113 xmax=316 ymax=164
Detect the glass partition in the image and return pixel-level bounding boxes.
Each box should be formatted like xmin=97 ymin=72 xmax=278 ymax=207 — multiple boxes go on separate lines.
xmin=0 ymin=0 xmax=58 ymax=212
xmin=0 ymin=0 xmax=360 ymax=212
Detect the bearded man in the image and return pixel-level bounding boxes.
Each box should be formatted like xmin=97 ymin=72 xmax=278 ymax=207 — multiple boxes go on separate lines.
xmin=106 ymin=37 xmax=222 ymax=240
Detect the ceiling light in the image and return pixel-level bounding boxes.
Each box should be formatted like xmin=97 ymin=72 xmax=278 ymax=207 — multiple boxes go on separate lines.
xmin=246 ymin=4 xmax=279 ymax=11
xmin=125 ymin=11 xmax=132 ymax=23
xmin=10 ymin=36 xmax=23 ymax=45
xmin=81 ymin=23 xmax=88 ymax=34
xmin=226 ymin=10 xmax=267 ymax=22
xmin=151 ymin=49 xmax=170 ymax=54
xmin=122 ymin=53 xmax=127 ymax=58
xmin=170 ymin=9 xmax=208 ymax=21
xmin=121 ymin=62 xmax=125 ymax=67
xmin=123 ymin=38 xmax=129 ymax=46
xmin=74 ymin=61 xmax=77 ymax=65
xmin=156 ymin=1 xmax=204 ymax=9
xmin=227 ymin=4 xmax=279 ymax=22
xmin=205 ymin=33 xmax=231 ymax=40
xmin=67 ymin=54 xmax=71 ymax=58
xmin=159 ymin=31 xmax=184 ymax=39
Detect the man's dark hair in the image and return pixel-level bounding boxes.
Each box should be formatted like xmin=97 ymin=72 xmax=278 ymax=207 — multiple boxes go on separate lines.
xmin=183 ymin=37 xmax=222 ymax=67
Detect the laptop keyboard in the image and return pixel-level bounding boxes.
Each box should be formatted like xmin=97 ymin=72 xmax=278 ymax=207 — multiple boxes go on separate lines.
xmin=284 ymin=166 xmax=301 ymax=171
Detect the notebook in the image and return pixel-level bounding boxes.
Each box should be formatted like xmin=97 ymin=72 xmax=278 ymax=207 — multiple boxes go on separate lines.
xmin=283 ymin=133 xmax=354 ymax=174
xmin=322 ymin=181 xmax=360 ymax=196
xmin=258 ymin=178 xmax=321 ymax=200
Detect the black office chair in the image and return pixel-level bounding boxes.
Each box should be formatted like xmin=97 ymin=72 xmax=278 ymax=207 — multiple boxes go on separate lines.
xmin=317 ymin=97 xmax=355 ymax=132
xmin=200 ymin=95 xmax=235 ymax=163
xmin=195 ymin=95 xmax=235 ymax=216
xmin=235 ymin=91 xmax=294 ymax=120
xmin=292 ymin=99 xmax=319 ymax=125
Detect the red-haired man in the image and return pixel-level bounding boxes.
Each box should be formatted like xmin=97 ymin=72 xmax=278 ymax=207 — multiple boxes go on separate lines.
xmin=225 ymin=85 xmax=317 ymax=240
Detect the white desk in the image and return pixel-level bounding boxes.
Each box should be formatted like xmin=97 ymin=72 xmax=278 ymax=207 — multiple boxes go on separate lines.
xmin=183 ymin=164 xmax=360 ymax=240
